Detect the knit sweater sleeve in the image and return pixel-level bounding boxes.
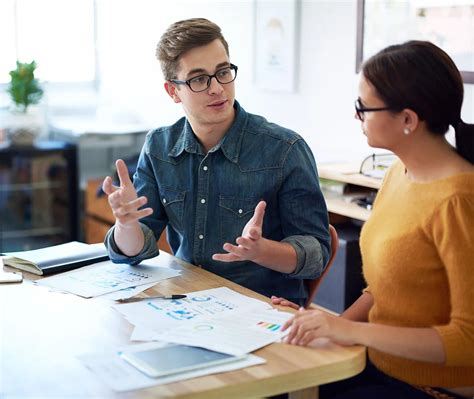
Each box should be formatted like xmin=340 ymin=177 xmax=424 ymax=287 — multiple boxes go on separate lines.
xmin=430 ymin=195 xmax=474 ymax=367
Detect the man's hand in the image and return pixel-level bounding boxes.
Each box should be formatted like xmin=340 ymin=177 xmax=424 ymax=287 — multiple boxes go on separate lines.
xmin=271 ymin=296 xmax=300 ymax=310
xmin=212 ymin=201 xmax=266 ymax=263
xmin=102 ymin=159 xmax=153 ymax=227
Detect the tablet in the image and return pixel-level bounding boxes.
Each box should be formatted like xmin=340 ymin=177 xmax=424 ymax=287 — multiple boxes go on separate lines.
xmin=120 ymin=344 xmax=244 ymax=378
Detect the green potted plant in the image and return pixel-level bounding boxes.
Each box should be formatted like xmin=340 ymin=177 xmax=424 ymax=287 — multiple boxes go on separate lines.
xmin=5 ymin=60 xmax=46 ymax=145
xmin=8 ymin=61 xmax=44 ymax=113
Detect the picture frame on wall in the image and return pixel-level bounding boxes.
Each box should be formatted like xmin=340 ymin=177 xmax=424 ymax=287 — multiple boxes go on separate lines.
xmin=254 ymin=0 xmax=300 ymax=92
xmin=356 ymin=0 xmax=474 ymax=84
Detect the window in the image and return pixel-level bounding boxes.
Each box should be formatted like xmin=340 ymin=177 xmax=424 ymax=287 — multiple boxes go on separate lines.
xmin=0 ymin=0 xmax=96 ymax=85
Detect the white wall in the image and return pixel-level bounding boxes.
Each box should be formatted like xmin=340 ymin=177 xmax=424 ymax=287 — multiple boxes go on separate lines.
xmin=96 ymin=0 xmax=474 ymax=163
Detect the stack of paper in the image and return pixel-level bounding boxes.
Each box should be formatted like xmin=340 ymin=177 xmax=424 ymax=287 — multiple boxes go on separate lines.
xmin=79 ymin=342 xmax=266 ymax=392
xmin=36 ymin=256 xmax=181 ymax=298
xmin=114 ymin=286 xmax=293 ymax=355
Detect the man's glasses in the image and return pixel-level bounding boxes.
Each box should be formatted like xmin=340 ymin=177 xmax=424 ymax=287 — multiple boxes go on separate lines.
xmin=354 ymin=98 xmax=394 ymax=121
xmin=171 ymin=64 xmax=238 ymax=93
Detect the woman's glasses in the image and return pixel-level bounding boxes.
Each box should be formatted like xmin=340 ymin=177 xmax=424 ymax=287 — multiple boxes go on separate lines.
xmin=354 ymin=98 xmax=395 ymax=121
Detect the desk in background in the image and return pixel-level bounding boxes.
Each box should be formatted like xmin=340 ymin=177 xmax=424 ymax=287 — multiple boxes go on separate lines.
xmin=1 ymin=251 xmax=366 ymax=398
xmin=318 ymin=162 xmax=382 ymax=223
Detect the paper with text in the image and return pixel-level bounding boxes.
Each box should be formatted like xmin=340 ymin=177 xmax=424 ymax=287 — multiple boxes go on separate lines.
xmin=37 ymin=260 xmax=180 ymax=298
xmin=114 ymin=286 xmax=270 ymax=335
xmin=153 ymin=308 xmax=293 ymax=355
xmin=78 ymin=342 xmax=265 ymax=392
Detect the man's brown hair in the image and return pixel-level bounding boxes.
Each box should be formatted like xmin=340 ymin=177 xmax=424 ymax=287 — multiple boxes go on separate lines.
xmin=156 ymin=18 xmax=229 ymax=81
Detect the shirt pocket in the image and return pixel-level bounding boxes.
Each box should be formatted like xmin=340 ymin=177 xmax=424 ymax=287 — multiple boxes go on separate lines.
xmin=160 ymin=186 xmax=186 ymax=233
xmin=218 ymin=197 xmax=260 ymax=243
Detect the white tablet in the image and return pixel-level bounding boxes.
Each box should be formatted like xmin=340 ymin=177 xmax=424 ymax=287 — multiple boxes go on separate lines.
xmin=120 ymin=344 xmax=244 ymax=378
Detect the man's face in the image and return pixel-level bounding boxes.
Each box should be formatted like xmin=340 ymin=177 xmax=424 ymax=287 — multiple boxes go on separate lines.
xmin=165 ymin=39 xmax=236 ymax=132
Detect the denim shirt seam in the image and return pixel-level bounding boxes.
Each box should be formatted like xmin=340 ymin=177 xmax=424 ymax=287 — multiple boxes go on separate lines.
xmin=274 ymin=138 xmax=303 ymax=191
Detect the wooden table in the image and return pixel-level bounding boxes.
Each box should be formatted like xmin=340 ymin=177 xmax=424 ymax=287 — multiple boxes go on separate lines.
xmin=0 ymin=252 xmax=365 ymax=398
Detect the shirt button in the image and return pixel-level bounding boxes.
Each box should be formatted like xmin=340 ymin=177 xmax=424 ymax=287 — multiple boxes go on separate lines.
xmin=162 ymin=198 xmax=167 ymax=204
xmin=200 ymin=199 xmax=206 ymax=204
xmin=203 ymin=166 xmax=208 ymax=171
xmin=238 ymin=209 xmax=243 ymax=214
xmin=199 ymin=234 xmax=204 ymax=240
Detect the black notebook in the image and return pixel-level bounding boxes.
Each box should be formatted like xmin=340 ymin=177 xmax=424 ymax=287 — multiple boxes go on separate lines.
xmin=1 ymin=241 xmax=109 ymax=276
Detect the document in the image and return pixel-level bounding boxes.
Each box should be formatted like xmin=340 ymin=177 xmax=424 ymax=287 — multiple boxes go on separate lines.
xmin=153 ymin=308 xmax=293 ymax=356
xmin=36 ymin=258 xmax=181 ymax=298
xmin=97 ymin=282 xmax=157 ymax=301
xmin=78 ymin=342 xmax=265 ymax=392
xmin=114 ymin=287 xmax=293 ymax=354
xmin=1 ymin=242 xmax=108 ymax=275
xmin=114 ymin=287 xmax=270 ymax=335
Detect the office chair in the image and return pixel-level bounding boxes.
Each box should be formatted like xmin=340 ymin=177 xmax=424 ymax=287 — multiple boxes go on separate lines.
xmin=304 ymin=224 xmax=339 ymax=308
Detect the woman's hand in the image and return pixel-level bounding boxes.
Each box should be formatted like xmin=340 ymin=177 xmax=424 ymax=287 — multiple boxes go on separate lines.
xmin=282 ymin=308 xmax=359 ymax=346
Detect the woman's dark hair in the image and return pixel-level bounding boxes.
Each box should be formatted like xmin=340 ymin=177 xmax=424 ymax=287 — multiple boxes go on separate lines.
xmin=362 ymin=40 xmax=474 ymax=164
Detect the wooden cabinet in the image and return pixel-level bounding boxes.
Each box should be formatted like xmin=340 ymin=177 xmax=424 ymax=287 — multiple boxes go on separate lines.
xmin=84 ymin=178 xmax=171 ymax=253
xmin=0 ymin=141 xmax=78 ymax=252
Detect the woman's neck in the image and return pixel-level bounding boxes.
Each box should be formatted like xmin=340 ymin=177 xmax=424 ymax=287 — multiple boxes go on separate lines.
xmin=395 ymin=132 xmax=473 ymax=182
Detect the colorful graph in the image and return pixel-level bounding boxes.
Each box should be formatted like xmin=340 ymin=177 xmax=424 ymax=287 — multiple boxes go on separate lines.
xmin=257 ymin=321 xmax=282 ymax=332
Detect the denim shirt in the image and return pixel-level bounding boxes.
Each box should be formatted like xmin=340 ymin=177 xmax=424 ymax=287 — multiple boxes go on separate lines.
xmin=106 ymin=101 xmax=330 ymax=304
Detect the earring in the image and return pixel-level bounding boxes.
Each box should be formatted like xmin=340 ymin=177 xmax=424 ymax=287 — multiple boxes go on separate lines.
xmin=403 ymin=128 xmax=411 ymax=135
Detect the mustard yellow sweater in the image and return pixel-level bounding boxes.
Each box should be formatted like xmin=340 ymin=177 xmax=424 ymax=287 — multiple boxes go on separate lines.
xmin=360 ymin=161 xmax=474 ymax=387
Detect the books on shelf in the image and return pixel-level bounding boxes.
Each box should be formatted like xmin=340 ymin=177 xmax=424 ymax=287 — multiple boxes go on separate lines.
xmin=319 ymin=178 xmax=348 ymax=195
xmin=1 ymin=241 xmax=108 ymax=276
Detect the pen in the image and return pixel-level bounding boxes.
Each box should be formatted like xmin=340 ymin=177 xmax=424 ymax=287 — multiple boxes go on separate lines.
xmin=117 ymin=294 xmax=187 ymax=303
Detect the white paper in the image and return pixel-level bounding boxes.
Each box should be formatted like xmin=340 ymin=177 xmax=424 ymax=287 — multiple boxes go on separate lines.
xmin=3 ymin=241 xmax=107 ymax=267
xmin=97 ymin=282 xmax=157 ymax=301
xmin=114 ymin=287 xmax=271 ymax=335
xmin=115 ymin=287 xmax=292 ymax=355
xmin=130 ymin=325 xmax=160 ymax=342
xmin=78 ymin=342 xmax=265 ymax=392
xmin=153 ymin=308 xmax=293 ymax=356
xmin=36 ymin=260 xmax=181 ymax=298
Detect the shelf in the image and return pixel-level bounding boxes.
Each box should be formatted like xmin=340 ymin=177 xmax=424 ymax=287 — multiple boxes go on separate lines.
xmin=325 ymin=197 xmax=371 ymax=222
xmin=318 ymin=162 xmax=383 ymax=222
xmin=0 ymin=181 xmax=65 ymax=191
xmin=1 ymin=226 xmax=65 ymax=239
xmin=0 ymin=141 xmax=79 ymax=252
xmin=322 ymin=190 xmax=372 ymax=222
xmin=318 ymin=162 xmax=382 ymax=190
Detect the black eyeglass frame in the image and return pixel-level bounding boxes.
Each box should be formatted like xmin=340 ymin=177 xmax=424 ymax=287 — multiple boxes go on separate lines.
xmin=354 ymin=98 xmax=395 ymax=121
xmin=171 ymin=63 xmax=238 ymax=93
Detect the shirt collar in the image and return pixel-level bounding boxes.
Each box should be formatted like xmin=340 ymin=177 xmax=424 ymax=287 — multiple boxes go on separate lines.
xmin=168 ymin=100 xmax=247 ymax=162
xmin=168 ymin=120 xmax=201 ymax=157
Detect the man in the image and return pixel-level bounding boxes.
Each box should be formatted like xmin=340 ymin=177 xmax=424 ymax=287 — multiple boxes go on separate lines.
xmin=103 ymin=18 xmax=330 ymax=306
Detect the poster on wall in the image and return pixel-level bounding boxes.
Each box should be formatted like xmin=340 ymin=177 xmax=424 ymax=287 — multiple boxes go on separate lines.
xmin=254 ymin=0 xmax=300 ymax=92
xmin=357 ymin=0 xmax=474 ymax=83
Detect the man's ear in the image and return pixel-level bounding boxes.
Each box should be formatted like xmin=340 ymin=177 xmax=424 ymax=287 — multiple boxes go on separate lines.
xmin=164 ymin=81 xmax=182 ymax=104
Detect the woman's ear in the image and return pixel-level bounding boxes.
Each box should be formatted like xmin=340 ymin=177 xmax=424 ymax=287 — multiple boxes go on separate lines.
xmin=164 ymin=81 xmax=182 ymax=104
xmin=401 ymin=108 xmax=419 ymax=135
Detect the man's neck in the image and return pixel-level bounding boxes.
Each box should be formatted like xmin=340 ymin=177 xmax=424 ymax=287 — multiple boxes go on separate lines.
xmin=190 ymin=112 xmax=236 ymax=153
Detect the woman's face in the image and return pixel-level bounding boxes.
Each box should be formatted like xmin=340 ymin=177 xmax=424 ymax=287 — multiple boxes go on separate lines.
xmin=356 ymin=75 xmax=404 ymax=150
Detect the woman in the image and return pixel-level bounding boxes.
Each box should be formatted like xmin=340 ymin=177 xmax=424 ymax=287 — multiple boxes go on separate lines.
xmin=275 ymin=41 xmax=474 ymax=398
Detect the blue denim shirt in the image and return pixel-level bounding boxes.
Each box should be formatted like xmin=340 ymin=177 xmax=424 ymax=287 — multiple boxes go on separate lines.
xmin=106 ymin=101 xmax=330 ymax=304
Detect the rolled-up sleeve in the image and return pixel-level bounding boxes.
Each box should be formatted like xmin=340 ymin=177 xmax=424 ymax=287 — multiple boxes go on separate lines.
xmin=277 ymin=138 xmax=330 ymax=279
xmin=283 ymin=235 xmax=324 ymax=278
xmin=104 ymin=222 xmax=159 ymax=265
